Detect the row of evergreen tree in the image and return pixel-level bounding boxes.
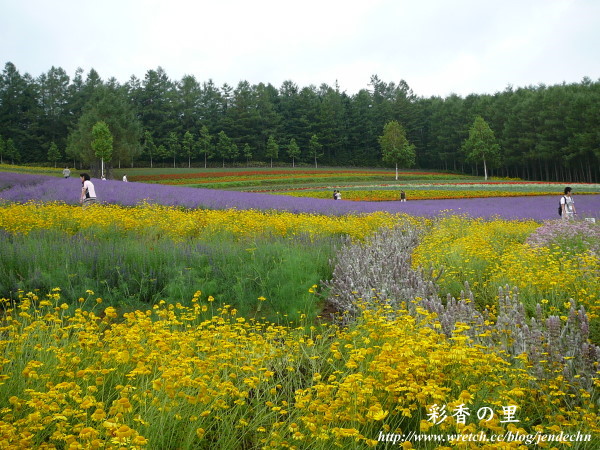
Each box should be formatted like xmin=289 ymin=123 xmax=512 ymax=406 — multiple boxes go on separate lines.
xmin=0 ymin=62 xmax=598 ymax=181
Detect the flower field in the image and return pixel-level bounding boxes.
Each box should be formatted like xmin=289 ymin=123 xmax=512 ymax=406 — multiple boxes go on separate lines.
xmin=0 ymin=169 xmax=599 ymax=449
xmin=126 ymin=169 xmax=466 ymax=187
xmin=2 ymin=172 xmax=600 ymax=221
xmin=273 ymin=188 xmax=586 ymax=201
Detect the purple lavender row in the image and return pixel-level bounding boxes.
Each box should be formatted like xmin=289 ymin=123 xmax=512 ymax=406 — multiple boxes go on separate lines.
xmin=1 ymin=172 xmax=599 ymax=220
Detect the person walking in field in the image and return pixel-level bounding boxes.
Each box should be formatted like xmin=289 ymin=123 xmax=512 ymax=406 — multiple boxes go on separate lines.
xmin=123 ymin=174 xmax=128 ymax=182
xmin=560 ymin=186 xmax=577 ymax=219
xmin=63 ymin=167 xmax=71 ymax=178
xmin=79 ymin=173 xmax=97 ymax=208
xmin=400 ymin=190 xmax=406 ymax=202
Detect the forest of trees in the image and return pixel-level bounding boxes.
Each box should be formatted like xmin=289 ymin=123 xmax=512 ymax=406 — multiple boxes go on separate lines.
xmin=0 ymin=61 xmax=598 ymax=182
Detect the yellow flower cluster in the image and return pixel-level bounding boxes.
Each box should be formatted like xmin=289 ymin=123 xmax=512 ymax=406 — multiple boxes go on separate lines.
xmin=412 ymin=216 xmax=539 ymax=284
xmin=1 ymin=292 xmax=597 ymax=449
xmin=0 ymin=202 xmax=423 ymax=242
xmin=490 ymin=244 xmax=600 ymax=318
xmin=412 ymin=216 xmax=599 ymax=315
xmin=0 ymin=163 xmax=66 ymax=176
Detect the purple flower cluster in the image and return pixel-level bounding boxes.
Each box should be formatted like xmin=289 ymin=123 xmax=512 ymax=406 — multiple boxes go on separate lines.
xmin=526 ymin=219 xmax=600 ymax=255
xmin=2 ymin=172 xmax=599 ymax=220
xmin=0 ymin=172 xmax=47 ymax=191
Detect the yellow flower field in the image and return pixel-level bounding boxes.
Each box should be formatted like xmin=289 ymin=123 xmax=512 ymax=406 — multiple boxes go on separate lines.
xmin=1 ymin=291 xmax=598 ymax=449
xmin=0 ymin=202 xmax=424 ymax=242
xmin=412 ymin=216 xmax=600 ymax=317
xmin=0 ymin=202 xmax=599 ymax=448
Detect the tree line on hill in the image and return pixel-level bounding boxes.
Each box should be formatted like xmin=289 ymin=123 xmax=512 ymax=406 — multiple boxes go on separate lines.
xmin=0 ymin=61 xmax=598 ymax=182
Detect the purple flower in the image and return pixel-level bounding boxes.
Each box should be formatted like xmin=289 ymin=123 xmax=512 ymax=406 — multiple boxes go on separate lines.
xmin=2 ymin=172 xmax=599 ymax=220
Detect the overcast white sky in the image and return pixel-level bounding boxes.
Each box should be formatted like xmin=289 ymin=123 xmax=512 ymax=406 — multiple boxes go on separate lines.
xmin=1 ymin=0 xmax=598 ymax=98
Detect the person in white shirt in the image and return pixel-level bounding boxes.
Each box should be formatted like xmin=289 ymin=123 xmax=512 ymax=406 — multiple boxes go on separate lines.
xmin=560 ymin=186 xmax=577 ymax=219
xmin=79 ymin=173 xmax=97 ymax=208
xmin=123 ymin=175 xmax=128 ymax=182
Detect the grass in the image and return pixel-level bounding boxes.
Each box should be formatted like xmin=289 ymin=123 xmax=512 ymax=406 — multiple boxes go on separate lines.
xmin=0 ymin=227 xmax=338 ymax=324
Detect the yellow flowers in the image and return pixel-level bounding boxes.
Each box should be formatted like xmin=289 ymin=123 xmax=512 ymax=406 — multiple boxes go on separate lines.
xmin=1 ymin=290 xmax=598 ymax=448
xmin=412 ymin=215 xmax=599 ymax=316
xmin=1 ymin=205 xmax=598 ymax=448
xmin=103 ymin=306 xmax=118 ymax=319
xmin=0 ymin=202 xmax=419 ymax=242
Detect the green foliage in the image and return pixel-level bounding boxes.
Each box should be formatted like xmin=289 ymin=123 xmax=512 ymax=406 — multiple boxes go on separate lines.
xmin=66 ymin=84 xmax=141 ymax=171
xmin=0 ymin=229 xmax=337 ymax=323
xmin=308 ymin=134 xmax=322 ymax=168
xmin=462 ymin=116 xmax=501 ymax=180
xmin=378 ymin=120 xmax=416 ymax=179
xmin=242 ymin=143 xmax=252 ymax=164
xmin=156 ymin=144 xmax=168 ymax=161
xmin=198 ymin=125 xmax=213 ymax=168
xmin=141 ymin=130 xmax=156 ymax=167
xmin=287 ymin=138 xmax=300 ymax=166
xmin=91 ymin=121 xmax=113 ymax=162
xmin=47 ymin=142 xmax=61 ymax=167
xmin=265 ymin=135 xmax=279 ymax=167
xmin=2 ymin=60 xmax=600 ymax=181
xmin=166 ymin=131 xmax=181 ymax=167
xmin=216 ymin=131 xmax=238 ymax=167
xmin=4 ymin=138 xmax=19 ymax=164
xmin=182 ymin=130 xmax=195 ymax=168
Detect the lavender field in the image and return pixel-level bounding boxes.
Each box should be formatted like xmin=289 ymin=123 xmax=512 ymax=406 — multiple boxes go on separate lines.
xmin=1 ymin=172 xmax=599 ymax=220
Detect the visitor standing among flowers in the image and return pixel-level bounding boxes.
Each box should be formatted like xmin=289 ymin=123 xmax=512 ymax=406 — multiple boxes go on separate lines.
xmin=80 ymin=173 xmax=97 ymax=208
xmin=561 ymin=186 xmax=577 ymax=219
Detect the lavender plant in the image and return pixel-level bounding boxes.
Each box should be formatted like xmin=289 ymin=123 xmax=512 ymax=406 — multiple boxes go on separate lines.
xmin=0 ymin=172 xmax=46 ymax=191
xmin=2 ymin=172 xmax=600 ymax=220
xmin=321 ymin=223 xmax=439 ymax=321
xmin=526 ymin=219 xmax=600 ymax=256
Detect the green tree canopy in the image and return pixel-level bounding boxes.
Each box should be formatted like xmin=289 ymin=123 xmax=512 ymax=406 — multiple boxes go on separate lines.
xmin=265 ymin=135 xmax=279 ymax=167
xmin=242 ymin=143 xmax=252 ymax=165
xmin=198 ymin=125 xmax=213 ymax=169
xmin=308 ymin=134 xmax=323 ymax=168
xmin=166 ymin=132 xmax=181 ymax=168
xmin=378 ymin=120 xmax=415 ymax=180
xmin=182 ymin=131 xmax=195 ymax=168
xmin=66 ymin=84 xmax=141 ymax=173
xmin=142 ymin=131 xmax=156 ymax=168
xmin=1 ymin=60 xmax=600 ymax=182
xmin=0 ymin=135 xmax=5 ymax=164
xmin=47 ymin=141 xmax=61 ymax=167
xmin=287 ymin=138 xmax=300 ymax=167
xmin=461 ymin=115 xmax=500 ymax=180
xmin=91 ymin=121 xmax=113 ymax=178
xmin=216 ymin=131 xmax=237 ymax=167
xmin=4 ymin=138 xmax=19 ymax=164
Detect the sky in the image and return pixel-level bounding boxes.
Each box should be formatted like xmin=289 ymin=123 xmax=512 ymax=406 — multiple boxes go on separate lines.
xmin=1 ymin=0 xmax=598 ymax=98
